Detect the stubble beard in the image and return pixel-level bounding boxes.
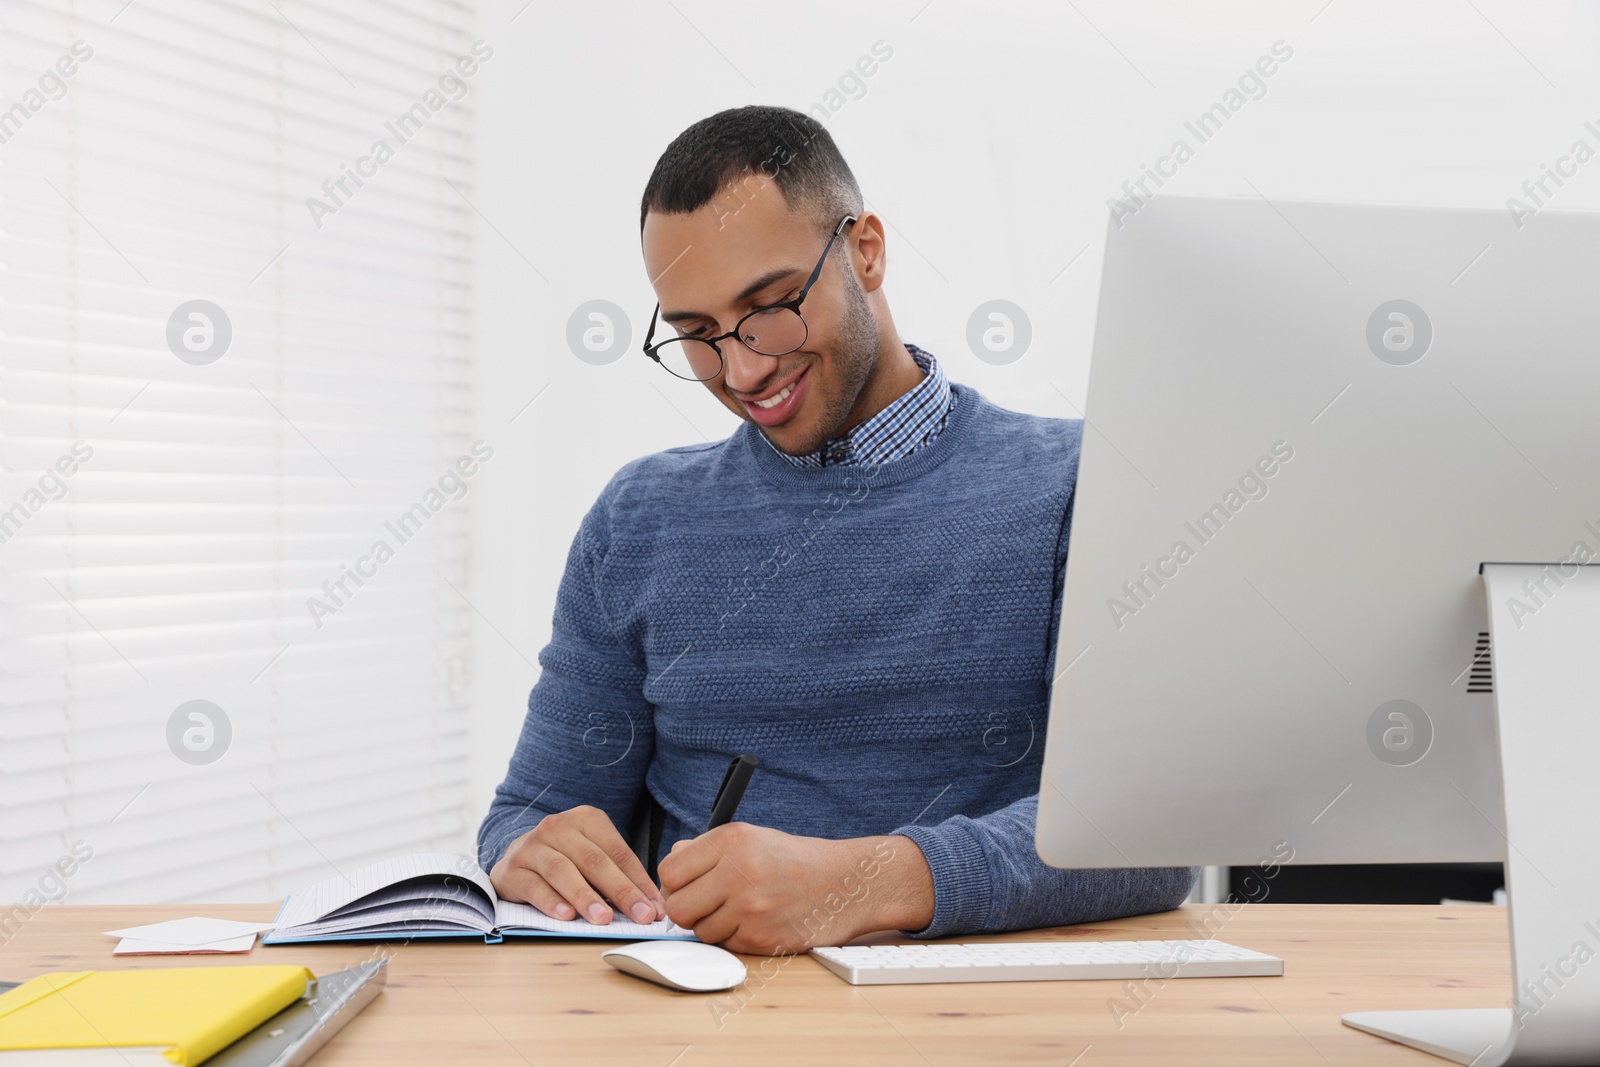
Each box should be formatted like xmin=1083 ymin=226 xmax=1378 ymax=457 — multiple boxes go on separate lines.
xmin=767 ymin=263 xmax=878 ymax=458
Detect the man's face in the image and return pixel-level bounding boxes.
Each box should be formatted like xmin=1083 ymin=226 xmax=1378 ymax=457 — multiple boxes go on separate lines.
xmin=641 ymin=183 xmax=881 ymax=456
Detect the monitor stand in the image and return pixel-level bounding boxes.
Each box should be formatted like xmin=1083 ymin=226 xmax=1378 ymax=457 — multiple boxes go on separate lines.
xmin=1342 ymin=563 xmax=1600 ymax=1065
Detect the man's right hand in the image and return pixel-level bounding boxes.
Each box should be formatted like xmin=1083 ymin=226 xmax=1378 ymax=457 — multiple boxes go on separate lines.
xmin=488 ymin=805 xmax=666 ymax=925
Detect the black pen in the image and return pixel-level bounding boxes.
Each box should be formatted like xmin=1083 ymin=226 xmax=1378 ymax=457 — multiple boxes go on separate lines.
xmin=707 ymin=753 xmax=758 ymax=830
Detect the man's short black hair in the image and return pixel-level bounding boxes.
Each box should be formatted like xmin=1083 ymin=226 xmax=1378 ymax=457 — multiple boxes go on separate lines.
xmin=639 ymin=104 xmax=863 ymax=237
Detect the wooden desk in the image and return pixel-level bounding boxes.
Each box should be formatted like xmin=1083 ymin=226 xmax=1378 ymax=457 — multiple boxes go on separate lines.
xmin=1 ymin=903 xmax=1511 ymax=1065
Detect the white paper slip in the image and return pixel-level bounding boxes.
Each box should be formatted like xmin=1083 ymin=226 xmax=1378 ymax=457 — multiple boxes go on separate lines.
xmin=104 ymin=916 xmax=277 ymax=945
xmin=113 ymin=932 xmax=258 ymax=955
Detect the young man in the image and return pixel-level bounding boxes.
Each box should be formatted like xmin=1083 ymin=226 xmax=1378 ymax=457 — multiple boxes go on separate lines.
xmin=478 ymin=105 xmax=1196 ymax=954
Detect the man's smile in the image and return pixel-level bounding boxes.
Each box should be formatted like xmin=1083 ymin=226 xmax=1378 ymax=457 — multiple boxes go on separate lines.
xmin=737 ymin=364 xmax=811 ymax=427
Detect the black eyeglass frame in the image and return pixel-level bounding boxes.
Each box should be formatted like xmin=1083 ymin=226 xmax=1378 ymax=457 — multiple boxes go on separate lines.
xmin=641 ymin=212 xmax=859 ymax=381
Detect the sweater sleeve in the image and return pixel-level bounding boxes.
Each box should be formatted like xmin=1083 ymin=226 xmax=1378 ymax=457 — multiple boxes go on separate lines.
xmin=476 ymin=485 xmax=655 ymax=872
xmin=887 ymin=469 xmax=1196 ymax=939
xmin=890 ymin=796 xmax=1198 ymax=939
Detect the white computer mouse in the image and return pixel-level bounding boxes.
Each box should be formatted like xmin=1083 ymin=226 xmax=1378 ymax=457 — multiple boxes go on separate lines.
xmin=601 ymin=939 xmax=747 ymax=992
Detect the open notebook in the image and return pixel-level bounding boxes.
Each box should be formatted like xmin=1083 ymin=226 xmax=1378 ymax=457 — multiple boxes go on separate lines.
xmin=263 ymin=852 xmax=696 ymax=944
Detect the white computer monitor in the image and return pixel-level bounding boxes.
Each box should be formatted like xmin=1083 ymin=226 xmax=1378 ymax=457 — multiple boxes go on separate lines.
xmin=1035 ymin=195 xmax=1600 ymax=1065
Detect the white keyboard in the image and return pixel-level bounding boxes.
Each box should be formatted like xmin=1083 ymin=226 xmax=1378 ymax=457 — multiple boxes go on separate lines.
xmin=809 ymin=939 xmax=1283 ymax=985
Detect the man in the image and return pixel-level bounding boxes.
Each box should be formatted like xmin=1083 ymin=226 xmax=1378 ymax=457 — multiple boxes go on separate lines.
xmin=478 ymin=104 xmax=1196 ymax=954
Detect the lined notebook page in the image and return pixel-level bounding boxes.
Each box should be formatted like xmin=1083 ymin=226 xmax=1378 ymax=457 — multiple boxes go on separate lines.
xmin=494 ymin=898 xmax=697 ymax=940
xmin=275 ymin=853 xmax=494 ymax=929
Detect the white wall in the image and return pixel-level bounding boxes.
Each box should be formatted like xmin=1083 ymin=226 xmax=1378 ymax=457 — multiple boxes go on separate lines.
xmin=461 ymin=0 xmax=1600 ymax=845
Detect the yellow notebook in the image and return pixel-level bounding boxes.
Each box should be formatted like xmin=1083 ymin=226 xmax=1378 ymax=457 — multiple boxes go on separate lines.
xmin=0 ymin=966 xmax=312 ymax=1066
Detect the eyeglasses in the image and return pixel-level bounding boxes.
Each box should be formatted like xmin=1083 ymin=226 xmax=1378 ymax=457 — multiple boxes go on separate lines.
xmin=642 ymin=213 xmax=858 ymax=382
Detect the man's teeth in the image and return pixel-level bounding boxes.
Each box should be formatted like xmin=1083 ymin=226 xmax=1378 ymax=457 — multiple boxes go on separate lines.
xmin=753 ymin=380 xmax=797 ymax=409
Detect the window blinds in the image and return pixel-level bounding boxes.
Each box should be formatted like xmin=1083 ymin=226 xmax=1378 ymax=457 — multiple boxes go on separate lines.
xmin=1 ymin=0 xmax=479 ymax=905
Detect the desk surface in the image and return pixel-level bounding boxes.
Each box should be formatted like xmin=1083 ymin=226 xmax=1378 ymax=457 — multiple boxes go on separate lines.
xmin=1 ymin=902 xmax=1510 ymax=1065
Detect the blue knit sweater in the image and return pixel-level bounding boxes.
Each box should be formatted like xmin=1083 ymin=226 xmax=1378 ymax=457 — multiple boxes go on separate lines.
xmin=478 ymin=380 xmax=1197 ymax=938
